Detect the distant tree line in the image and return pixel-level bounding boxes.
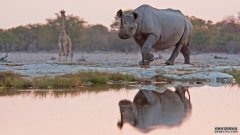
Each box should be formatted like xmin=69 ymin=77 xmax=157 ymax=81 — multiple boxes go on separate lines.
xmin=189 ymin=15 xmax=240 ymax=53
xmin=0 ymin=12 xmax=240 ymax=53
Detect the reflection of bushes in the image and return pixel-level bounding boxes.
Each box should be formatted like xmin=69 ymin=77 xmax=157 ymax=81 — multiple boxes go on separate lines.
xmin=0 ymin=71 xmax=139 ymax=90
xmin=0 ymin=85 xmax=130 ymax=98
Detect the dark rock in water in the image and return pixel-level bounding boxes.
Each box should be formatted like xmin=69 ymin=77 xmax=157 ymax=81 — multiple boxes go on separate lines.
xmin=0 ymin=53 xmax=8 ymax=62
xmin=77 ymin=56 xmax=86 ymax=62
xmin=214 ymin=55 xmax=228 ymax=59
xmin=50 ymin=57 xmax=56 ymax=60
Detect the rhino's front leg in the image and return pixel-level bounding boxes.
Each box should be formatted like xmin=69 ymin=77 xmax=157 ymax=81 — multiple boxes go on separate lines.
xmin=140 ymin=34 xmax=157 ymax=66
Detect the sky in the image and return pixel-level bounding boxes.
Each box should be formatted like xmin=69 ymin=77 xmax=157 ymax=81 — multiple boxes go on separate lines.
xmin=0 ymin=0 xmax=240 ymax=29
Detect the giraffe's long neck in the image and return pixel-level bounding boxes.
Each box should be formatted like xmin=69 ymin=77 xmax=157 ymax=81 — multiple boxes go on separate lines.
xmin=60 ymin=13 xmax=66 ymax=36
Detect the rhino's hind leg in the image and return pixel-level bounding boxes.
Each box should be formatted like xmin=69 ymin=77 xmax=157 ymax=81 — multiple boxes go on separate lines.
xmin=165 ymin=45 xmax=182 ymax=65
xmin=180 ymin=45 xmax=191 ymax=64
xmin=165 ymin=24 xmax=190 ymax=65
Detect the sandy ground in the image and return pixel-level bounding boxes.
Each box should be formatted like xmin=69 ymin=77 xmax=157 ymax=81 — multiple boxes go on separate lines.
xmin=2 ymin=52 xmax=240 ymax=66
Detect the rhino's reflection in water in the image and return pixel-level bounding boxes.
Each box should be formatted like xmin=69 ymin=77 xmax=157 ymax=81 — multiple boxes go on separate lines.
xmin=117 ymin=86 xmax=192 ymax=132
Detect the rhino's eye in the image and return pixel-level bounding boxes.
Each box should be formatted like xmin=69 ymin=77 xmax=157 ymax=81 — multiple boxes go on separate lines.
xmin=130 ymin=27 xmax=133 ymax=30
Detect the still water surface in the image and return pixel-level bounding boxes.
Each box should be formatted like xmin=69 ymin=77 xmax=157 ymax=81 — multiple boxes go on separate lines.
xmin=0 ymin=85 xmax=239 ymax=135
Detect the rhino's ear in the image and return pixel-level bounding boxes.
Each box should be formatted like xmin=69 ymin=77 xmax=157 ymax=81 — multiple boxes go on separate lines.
xmin=133 ymin=12 xmax=138 ymax=20
xmin=117 ymin=9 xmax=123 ymax=18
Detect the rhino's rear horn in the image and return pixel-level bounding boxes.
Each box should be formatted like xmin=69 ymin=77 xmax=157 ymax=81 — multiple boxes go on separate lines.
xmin=117 ymin=9 xmax=123 ymax=18
xmin=133 ymin=12 xmax=138 ymax=19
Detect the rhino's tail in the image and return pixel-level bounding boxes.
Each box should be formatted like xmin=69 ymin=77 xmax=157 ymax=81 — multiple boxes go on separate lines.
xmin=186 ymin=37 xmax=190 ymax=47
xmin=175 ymin=20 xmax=192 ymax=56
xmin=175 ymin=22 xmax=187 ymax=47
xmin=185 ymin=18 xmax=192 ymax=48
xmin=178 ymin=20 xmax=192 ymax=47
xmin=185 ymin=37 xmax=192 ymax=55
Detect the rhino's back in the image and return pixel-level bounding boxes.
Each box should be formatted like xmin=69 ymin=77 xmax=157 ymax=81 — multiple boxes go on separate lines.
xmin=135 ymin=4 xmax=186 ymax=22
xmin=134 ymin=5 xmax=191 ymax=49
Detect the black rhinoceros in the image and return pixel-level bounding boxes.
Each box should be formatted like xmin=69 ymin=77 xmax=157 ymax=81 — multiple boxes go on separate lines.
xmin=117 ymin=4 xmax=192 ymax=67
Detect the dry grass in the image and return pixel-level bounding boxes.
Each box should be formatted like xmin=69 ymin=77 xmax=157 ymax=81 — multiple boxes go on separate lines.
xmin=0 ymin=71 xmax=31 ymax=89
xmin=228 ymin=70 xmax=240 ymax=84
xmin=75 ymin=71 xmax=139 ymax=83
xmin=0 ymin=71 xmax=139 ymax=89
xmin=32 ymin=76 xmax=81 ymax=89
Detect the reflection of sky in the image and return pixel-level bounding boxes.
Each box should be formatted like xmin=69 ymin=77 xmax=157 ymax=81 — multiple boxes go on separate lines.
xmin=0 ymin=86 xmax=239 ymax=135
xmin=0 ymin=0 xmax=240 ymax=29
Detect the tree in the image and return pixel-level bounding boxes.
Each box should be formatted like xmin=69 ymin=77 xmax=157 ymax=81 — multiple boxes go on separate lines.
xmin=1 ymin=12 xmax=240 ymax=53
xmin=0 ymin=30 xmax=20 ymax=51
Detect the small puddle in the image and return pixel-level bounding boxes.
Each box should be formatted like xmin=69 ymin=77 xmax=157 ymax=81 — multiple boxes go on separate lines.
xmin=0 ymin=85 xmax=239 ymax=135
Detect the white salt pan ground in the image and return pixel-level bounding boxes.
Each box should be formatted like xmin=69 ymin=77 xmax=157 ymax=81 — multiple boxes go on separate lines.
xmin=1 ymin=52 xmax=240 ymax=86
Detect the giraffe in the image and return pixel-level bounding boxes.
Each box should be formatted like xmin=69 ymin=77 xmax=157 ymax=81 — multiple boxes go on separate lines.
xmin=58 ymin=10 xmax=73 ymax=63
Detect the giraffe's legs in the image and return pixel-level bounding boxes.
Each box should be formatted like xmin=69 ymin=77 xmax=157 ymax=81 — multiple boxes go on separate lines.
xmin=58 ymin=41 xmax=63 ymax=63
xmin=58 ymin=53 xmax=62 ymax=63
xmin=70 ymin=56 xmax=72 ymax=63
xmin=65 ymin=55 xmax=67 ymax=63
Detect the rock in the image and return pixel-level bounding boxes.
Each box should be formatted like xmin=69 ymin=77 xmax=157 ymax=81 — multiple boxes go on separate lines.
xmin=77 ymin=56 xmax=86 ymax=62
xmin=50 ymin=57 xmax=56 ymax=60
xmin=0 ymin=53 xmax=8 ymax=62
xmin=161 ymin=71 xmax=234 ymax=86
xmin=214 ymin=55 xmax=228 ymax=59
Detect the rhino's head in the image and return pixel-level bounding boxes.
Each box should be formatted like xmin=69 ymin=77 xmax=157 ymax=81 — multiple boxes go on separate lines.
xmin=117 ymin=9 xmax=138 ymax=39
xmin=117 ymin=99 xmax=138 ymax=129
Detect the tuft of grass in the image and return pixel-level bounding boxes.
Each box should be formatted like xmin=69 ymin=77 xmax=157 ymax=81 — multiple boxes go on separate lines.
xmin=32 ymin=77 xmax=79 ymax=89
xmin=77 ymin=71 xmax=109 ymax=84
xmin=12 ymin=78 xmax=31 ymax=89
xmin=228 ymin=70 xmax=240 ymax=84
xmin=61 ymin=71 xmax=139 ymax=85
xmin=32 ymin=77 xmax=52 ymax=89
xmin=0 ymin=71 xmax=31 ymax=89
